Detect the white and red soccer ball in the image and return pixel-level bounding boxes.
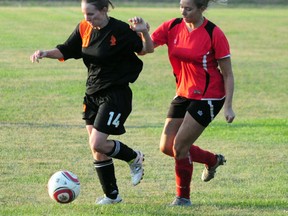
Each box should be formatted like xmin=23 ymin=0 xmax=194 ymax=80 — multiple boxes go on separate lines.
xmin=48 ymin=170 xmax=80 ymax=204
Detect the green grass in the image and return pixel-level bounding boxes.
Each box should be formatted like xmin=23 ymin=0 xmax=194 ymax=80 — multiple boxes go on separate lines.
xmin=0 ymin=6 xmax=287 ymax=216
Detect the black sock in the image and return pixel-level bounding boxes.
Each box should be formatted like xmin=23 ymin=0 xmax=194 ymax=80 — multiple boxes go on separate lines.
xmin=106 ymin=140 xmax=137 ymax=162
xmin=94 ymin=159 xmax=118 ymax=199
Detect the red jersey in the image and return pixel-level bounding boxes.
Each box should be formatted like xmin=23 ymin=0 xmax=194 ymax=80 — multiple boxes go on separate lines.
xmin=151 ymin=18 xmax=230 ymax=100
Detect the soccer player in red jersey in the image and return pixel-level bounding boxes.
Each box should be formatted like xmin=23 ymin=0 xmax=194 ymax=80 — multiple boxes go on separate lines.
xmin=30 ymin=0 xmax=154 ymax=205
xmin=130 ymin=0 xmax=235 ymax=206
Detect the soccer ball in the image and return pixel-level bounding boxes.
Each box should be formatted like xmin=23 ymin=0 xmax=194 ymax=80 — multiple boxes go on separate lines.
xmin=47 ymin=170 xmax=80 ymax=204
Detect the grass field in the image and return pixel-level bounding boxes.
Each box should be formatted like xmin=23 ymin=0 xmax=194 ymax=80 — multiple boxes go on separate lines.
xmin=0 ymin=5 xmax=287 ymax=216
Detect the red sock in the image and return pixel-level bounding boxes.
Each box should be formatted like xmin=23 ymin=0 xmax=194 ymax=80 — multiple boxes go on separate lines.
xmin=189 ymin=145 xmax=217 ymax=167
xmin=175 ymin=156 xmax=193 ymax=199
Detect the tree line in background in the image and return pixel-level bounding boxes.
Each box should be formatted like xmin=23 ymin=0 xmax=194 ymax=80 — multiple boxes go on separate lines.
xmin=0 ymin=0 xmax=287 ymax=5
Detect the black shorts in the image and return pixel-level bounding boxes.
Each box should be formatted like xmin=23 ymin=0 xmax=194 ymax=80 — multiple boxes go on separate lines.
xmin=82 ymin=86 xmax=132 ymax=135
xmin=167 ymin=96 xmax=225 ymax=127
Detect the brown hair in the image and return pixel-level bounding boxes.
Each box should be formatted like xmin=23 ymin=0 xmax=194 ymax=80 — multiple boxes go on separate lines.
xmin=193 ymin=0 xmax=216 ymax=9
xmin=82 ymin=0 xmax=114 ymax=10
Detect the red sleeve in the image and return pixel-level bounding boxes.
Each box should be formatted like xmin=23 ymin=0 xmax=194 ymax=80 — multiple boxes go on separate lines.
xmin=151 ymin=19 xmax=176 ymax=46
xmin=212 ymin=26 xmax=231 ymax=59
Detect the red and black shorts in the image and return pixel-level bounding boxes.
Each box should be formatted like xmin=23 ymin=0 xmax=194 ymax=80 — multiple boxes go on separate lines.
xmin=82 ymin=86 xmax=132 ymax=135
xmin=167 ymin=96 xmax=225 ymax=127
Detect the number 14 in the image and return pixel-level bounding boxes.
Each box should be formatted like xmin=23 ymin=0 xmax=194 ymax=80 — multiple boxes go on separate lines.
xmin=107 ymin=112 xmax=121 ymax=128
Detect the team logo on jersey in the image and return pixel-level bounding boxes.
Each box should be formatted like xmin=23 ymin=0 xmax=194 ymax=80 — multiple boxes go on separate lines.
xmin=197 ymin=110 xmax=203 ymax=116
xmin=110 ymin=35 xmax=116 ymax=46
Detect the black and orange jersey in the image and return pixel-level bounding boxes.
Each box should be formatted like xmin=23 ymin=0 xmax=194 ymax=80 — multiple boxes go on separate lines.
xmin=56 ymin=17 xmax=143 ymax=95
xmin=151 ymin=18 xmax=230 ymax=100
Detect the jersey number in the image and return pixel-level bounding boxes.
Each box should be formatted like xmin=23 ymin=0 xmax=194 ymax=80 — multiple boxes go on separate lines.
xmin=107 ymin=112 xmax=121 ymax=128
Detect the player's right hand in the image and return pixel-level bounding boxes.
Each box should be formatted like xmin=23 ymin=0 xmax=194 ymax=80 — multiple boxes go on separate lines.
xmin=30 ymin=50 xmax=46 ymax=63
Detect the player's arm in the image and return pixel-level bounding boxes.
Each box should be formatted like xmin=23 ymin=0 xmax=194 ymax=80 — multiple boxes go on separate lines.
xmin=137 ymin=29 xmax=154 ymax=55
xmin=218 ymin=57 xmax=235 ymax=123
xmin=128 ymin=17 xmax=154 ymax=55
xmin=30 ymin=48 xmax=64 ymax=63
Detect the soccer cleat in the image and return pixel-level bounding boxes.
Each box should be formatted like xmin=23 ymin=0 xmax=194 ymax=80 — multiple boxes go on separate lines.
xmin=95 ymin=194 xmax=122 ymax=205
xmin=129 ymin=151 xmax=144 ymax=186
xmin=201 ymin=154 xmax=226 ymax=182
xmin=170 ymin=197 xmax=192 ymax=206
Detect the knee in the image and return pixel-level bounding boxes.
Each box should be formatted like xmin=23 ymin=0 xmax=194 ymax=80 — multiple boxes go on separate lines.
xmin=173 ymin=141 xmax=190 ymax=160
xmin=160 ymin=143 xmax=174 ymax=157
xmin=173 ymin=145 xmax=181 ymax=159
xmin=90 ymin=140 xmax=105 ymax=154
xmin=160 ymin=145 xmax=168 ymax=155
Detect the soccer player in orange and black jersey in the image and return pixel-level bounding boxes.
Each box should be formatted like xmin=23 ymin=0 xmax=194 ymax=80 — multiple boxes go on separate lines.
xmin=130 ymin=0 xmax=235 ymax=206
xmin=57 ymin=18 xmax=144 ymax=95
xmin=30 ymin=0 xmax=154 ymax=205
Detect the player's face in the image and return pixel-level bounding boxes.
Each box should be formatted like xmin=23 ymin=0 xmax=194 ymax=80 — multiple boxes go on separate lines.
xmin=81 ymin=2 xmax=107 ymax=29
xmin=180 ymin=0 xmax=204 ymax=24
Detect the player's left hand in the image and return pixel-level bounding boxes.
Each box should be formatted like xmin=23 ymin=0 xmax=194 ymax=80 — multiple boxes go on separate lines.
xmin=224 ymin=107 xmax=235 ymax=123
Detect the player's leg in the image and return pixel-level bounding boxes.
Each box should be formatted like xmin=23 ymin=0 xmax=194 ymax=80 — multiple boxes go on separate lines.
xmin=89 ymin=126 xmax=144 ymax=187
xmin=189 ymin=145 xmax=222 ymax=169
xmin=160 ymin=118 xmax=183 ymax=157
xmin=160 ymin=96 xmax=190 ymax=156
xmin=174 ymin=99 xmax=226 ymax=182
xmin=173 ymin=112 xmax=205 ymax=159
xmin=83 ymin=93 xmax=126 ymax=204
xmin=86 ymin=125 xmax=121 ymax=204
xmin=160 ymin=118 xmax=192 ymax=205
xmin=91 ymin=87 xmax=144 ymax=187
xmin=160 ymin=97 xmax=193 ymax=206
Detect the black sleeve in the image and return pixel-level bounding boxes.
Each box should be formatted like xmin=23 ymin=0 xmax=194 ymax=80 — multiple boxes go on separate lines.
xmin=56 ymin=24 xmax=82 ymax=60
xmin=115 ymin=21 xmax=143 ymax=54
xmin=133 ymin=34 xmax=143 ymax=54
xmin=128 ymin=26 xmax=143 ymax=54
